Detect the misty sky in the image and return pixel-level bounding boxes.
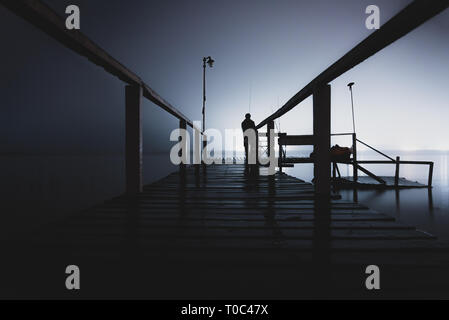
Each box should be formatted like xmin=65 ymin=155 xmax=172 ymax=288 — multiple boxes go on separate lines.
xmin=1 ymin=0 xmax=448 ymax=154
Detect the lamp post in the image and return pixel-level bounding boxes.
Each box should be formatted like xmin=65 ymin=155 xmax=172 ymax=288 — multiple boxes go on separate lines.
xmin=202 ymin=56 xmax=215 ymax=134
xmin=347 ymin=82 xmax=356 ymax=134
xmin=202 ymin=56 xmax=214 ymax=161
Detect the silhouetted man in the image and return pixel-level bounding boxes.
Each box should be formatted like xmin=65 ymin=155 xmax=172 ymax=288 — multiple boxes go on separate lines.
xmin=241 ymin=113 xmax=257 ymax=166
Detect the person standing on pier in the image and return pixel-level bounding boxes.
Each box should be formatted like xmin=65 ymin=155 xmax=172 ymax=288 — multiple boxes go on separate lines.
xmin=241 ymin=113 xmax=258 ymax=168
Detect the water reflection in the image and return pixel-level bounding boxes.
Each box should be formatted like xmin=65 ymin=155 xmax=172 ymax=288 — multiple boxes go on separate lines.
xmin=285 ymin=150 xmax=449 ymax=241
xmin=338 ymin=187 xmax=446 ymax=240
xmin=313 ymin=196 xmax=331 ymax=294
xmin=0 ymin=154 xmax=177 ymax=239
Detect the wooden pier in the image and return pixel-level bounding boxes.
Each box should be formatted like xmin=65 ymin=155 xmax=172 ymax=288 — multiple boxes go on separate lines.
xmin=37 ymin=164 xmax=442 ymax=252
xmin=2 ymin=0 xmax=449 ymax=299
xmin=3 ymin=163 xmax=448 ymax=299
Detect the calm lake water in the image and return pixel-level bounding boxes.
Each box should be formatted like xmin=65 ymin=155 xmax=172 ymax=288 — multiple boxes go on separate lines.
xmin=0 ymin=154 xmax=176 ymax=239
xmin=1 ymin=150 xmax=448 ymax=241
xmin=284 ymin=150 xmax=449 ymax=241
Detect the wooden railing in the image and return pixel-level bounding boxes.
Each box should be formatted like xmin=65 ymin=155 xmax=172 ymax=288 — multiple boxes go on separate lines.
xmin=1 ymin=0 xmax=204 ymax=194
xmin=255 ymin=0 xmax=447 ymax=196
xmin=256 ymin=0 xmax=448 ymax=130
xmin=338 ymin=133 xmax=434 ymax=187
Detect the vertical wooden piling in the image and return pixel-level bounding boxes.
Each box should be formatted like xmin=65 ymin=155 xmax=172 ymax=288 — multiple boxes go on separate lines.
xmin=267 ymin=120 xmax=274 ymax=158
xmin=125 ymin=85 xmax=143 ymax=194
xmin=278 ymin=143 xmax=283 ymax=173
xmin=428 ymin=162 xmax=434 ymax=188
xmin=313 ymin=85 xmax=331 ymax=286
xmin=313 ymin=84 xmax=331 ymax=197
xmin=395 ymin=156 xmax=400 ymax=187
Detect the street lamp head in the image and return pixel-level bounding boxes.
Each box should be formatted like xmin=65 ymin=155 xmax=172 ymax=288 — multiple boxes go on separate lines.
xmin=206 ymin=56 xmax=215 ymax=68
xmin=347 ymin=82 xmax=355 ymax=89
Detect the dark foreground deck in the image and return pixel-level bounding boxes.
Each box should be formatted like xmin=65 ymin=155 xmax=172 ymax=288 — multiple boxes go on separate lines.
xmin=3 ymin=164 xmax=449 ymax=299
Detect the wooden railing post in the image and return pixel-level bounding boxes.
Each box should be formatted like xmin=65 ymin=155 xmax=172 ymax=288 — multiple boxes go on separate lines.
xmin=352 ymin=133 xmax=358 ymax=183
xmin=278 ymin=142 xmax=283 ymax=173
xmin=428 ymin=162 xmax=434 ymax=187
xmin=313 ymin=84 xmax=331 ymax=198
xmin=125 ymin=85 xmax=143 ymax=194
xmin=313 ymin=85 xmax=332 ymax=283
xmin=395 ymin=156 xmax=400 ymax=187
xmin=267 ymin=120 xmax=274 ymax=159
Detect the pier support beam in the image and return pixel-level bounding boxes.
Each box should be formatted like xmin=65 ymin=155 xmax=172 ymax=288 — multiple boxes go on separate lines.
xmin=313 ymin=85 xmax=331 ymax=289
xmin=278 ymin=143 xmax=283 ymax=173
xmin=267 ymin=120 xmax=274 ymax=159
xmin=313 ymin=84 xmax=331 ymax=198
xmin=395 ymin=156 xmax=400 ymax=187
xmin=428 ymin=162 xmax=434 ymax=188
xmin=125 ymin=85 xmax=143 ymax=194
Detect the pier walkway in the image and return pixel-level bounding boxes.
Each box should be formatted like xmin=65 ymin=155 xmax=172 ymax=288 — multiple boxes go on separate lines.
xmin=46 ymin=164 xmax=442 ymax=255
xmin=4 ymin=163 xmax=449 ymax=299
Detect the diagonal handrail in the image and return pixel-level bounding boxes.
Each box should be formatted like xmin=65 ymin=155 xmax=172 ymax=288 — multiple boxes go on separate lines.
xmin=356 ymin=138 xmax=395 ymax=162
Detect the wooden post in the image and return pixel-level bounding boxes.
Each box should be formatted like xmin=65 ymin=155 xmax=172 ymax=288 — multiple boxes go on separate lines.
xmin=267 ymin=120 xmax=274 ymax=158
xmin=428 ymin=162 xmax=434 ymax=187
xmin=278 ymin=143 xmax=283 ymax=173
xmin=395 ymin=156 xmax=400 ymax=187
xmin=125 ymin=85 xmax=143 ymax=194
xmin=313 ymin=86 xmax=331 ymax=286
xmin=313 ymin=84 xmax=331 ymax=198
xmin=352 ymin=133 xmax=358 ymax=183
xmin=179 ymin=119 xmax=187 ymax=174
xmin=256 ymin=129 xmax=259 ymax=165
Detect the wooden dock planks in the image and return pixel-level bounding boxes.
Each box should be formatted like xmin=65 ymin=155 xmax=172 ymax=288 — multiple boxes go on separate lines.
xmin=7 ymin=163 xmax=448 ymax=298
xmin=34 ymin=164 xmax=446 ymax=255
